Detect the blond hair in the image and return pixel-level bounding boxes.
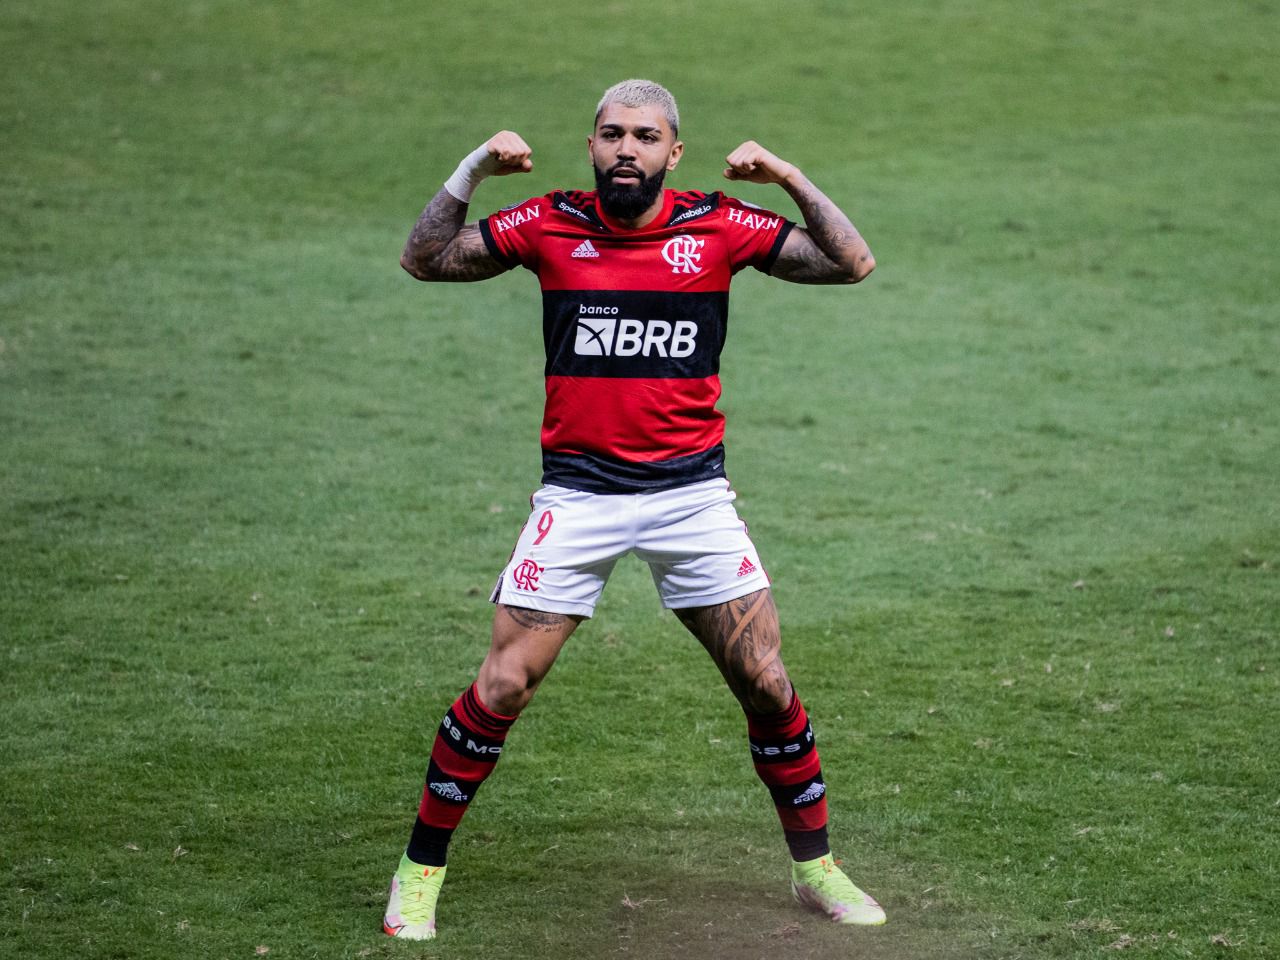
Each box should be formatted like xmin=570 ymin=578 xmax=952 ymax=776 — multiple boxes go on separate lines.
xmin=595 ymin=79 xmax=680 ymax=137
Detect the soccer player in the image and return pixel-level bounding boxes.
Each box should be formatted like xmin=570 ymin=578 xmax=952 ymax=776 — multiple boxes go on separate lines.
xmin=383 ymin=79 xmax=882 ymax=940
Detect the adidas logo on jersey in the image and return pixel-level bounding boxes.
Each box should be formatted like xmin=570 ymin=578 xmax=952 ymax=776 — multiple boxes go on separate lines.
xmin=429 ymin=781 xmax=469 ymax=802
xmin=737 ymin=556 xmax=757 ymax=578
xmin=793 ymin=781 xmax=827 ymax=805
xmin=571 ymin=239 xmax=600 ymax=259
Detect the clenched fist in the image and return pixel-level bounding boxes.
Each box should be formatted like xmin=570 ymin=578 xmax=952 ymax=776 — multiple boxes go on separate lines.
xmin=483 ymin=130 xmax=534 ymax=176
xmin=724 ymin=141 xmax=797 ymax=185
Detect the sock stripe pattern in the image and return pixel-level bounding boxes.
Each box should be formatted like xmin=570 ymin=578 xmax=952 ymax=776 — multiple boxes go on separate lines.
xmin=418 ymin=684 xmax=517 ymax=831
xmin=746 ymin=692 xmax=828 ymax=832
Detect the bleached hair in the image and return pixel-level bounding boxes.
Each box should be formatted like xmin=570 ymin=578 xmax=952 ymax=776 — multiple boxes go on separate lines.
xmin=595 ymin=79 xmax=680 ymax=137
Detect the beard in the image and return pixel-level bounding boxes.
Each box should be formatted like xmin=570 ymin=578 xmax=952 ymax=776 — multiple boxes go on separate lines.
xmin=594 ymin=161 xmax=667 ymax=220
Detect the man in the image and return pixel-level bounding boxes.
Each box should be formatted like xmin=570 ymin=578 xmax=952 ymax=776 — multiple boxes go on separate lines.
xmin=384 ymin=79 xmax=881 ymax=940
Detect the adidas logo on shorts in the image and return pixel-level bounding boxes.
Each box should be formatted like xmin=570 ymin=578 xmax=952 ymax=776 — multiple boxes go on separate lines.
xmin=737 ymin=556 xmax=757 ymax=578
xmin=571 ymin=239 xmax=600 ymax=259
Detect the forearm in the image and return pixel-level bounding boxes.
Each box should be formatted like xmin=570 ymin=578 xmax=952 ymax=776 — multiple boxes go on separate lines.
xmin=780 ymin=169 xmax=874 ymax=282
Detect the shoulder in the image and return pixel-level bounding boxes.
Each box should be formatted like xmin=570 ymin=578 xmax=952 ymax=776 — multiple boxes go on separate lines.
xmin=486 ymin=190 xmax=602 ymax=241
xmin=663 ymin=191 xmax=788 ymax=232
xmin=719 ymin=193 xmax=783 ymax=217
xmin=547 ymin=189 xmax=607 ymax=230
xmin=719 ymin=193 xmax=759 ymax=211
xmin=717 ymin=193 xmax=789 ymax=232
xmin=665 ymin=190 xmax=719 ymax=228
xmin=487 ymin=194 xmax=552 ymax=233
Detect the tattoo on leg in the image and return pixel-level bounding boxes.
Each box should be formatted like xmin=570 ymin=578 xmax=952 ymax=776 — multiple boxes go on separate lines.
xmin=501 ymin=604 xmax=574 ymax=632
xmin=676 ymin=590 xmax=791 ymax=712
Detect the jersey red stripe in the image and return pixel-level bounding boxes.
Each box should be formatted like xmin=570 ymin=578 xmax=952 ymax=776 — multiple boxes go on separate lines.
xmin=542 ymin=374 xmax=724 ymax=462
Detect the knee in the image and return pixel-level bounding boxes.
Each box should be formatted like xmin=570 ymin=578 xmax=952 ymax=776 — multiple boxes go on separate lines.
xmin=475 ymin=664 xmax=536 ymax=717
xmin=744 ymin=679 xmax=792 ymax=715
xmin=738 ymin=658 xmax=793 ymax=715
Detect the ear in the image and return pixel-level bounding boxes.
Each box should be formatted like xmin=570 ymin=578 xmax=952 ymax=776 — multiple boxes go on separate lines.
xmin=666 ymin=139 xmax=684 ymax=172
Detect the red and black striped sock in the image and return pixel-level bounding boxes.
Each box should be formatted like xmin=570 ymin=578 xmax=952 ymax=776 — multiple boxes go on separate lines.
xmin=406 ymin=683 xmax=517 ymax=867
xmin=746 ymin=689 xmax=832 ymax=862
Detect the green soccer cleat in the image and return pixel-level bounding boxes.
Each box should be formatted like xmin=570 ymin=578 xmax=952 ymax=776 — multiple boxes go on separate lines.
xmin=383 ymin=854 xmax=447 ymax=940
xmin=790 ymin=854 xmax=887 ymax=926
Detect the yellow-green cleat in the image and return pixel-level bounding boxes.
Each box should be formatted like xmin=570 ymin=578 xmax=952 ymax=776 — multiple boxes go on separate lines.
xmin=383 ymin=854 xmax=447 ymax=940
xmin=790 ymin=854 xmax=887 ymax=925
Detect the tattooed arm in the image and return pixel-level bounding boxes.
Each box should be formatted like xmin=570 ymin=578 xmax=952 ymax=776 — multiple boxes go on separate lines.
xmin=724 ymin=140 xmax=874 ymax=285
xmin=400 ymin=191 xmax=505 ymax=282
xmin=400 ymin=131 xmax=533 ymax=283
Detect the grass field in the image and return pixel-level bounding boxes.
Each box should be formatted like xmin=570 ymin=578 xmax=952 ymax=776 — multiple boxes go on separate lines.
xmin=3 ymin=1 xmax=1278 ymax=958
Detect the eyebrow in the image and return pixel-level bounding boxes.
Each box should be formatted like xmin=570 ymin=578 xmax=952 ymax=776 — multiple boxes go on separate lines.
xmin=598 ymin=123 xmax=662 ymax=136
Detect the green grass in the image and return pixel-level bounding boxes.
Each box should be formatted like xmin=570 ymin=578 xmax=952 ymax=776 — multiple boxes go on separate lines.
xmin=3 ymin=1 xmax=1278 ymax=957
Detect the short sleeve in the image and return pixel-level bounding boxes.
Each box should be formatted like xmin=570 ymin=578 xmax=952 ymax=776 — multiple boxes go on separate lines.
xmin=720 ymin=195 xmax=795 ymax=274
xmin=478 ymin=195 xmax=550 ymax=272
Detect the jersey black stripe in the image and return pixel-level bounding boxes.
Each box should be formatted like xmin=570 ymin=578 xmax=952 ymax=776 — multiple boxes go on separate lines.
xmin=543 ymin=289 xmax=728 ymax=379
xmin=542 ymin=444 xmax=726 ymax=494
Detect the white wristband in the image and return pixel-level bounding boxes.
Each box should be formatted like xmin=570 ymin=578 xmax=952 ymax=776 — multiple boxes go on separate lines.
xmin=443 ymin=143 xmax=501 ymax=203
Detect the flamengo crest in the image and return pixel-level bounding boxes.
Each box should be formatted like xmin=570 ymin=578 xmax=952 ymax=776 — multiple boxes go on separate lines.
xmin=662 ymin=234 xmax=704 ymax=274
xmin=512 ymin=557 xmax=543 ymax=591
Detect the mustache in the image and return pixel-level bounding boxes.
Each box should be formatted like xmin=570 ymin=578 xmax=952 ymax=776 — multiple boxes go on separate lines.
xmin=608 ymin=162 xmax=642 ymax=177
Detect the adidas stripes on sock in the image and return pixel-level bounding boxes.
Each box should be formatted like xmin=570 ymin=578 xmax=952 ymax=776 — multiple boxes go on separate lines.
xmin=406 ymin=683 xmax=517 ymax=867
xmin=746 ymin=689 xmax=832 ymax=862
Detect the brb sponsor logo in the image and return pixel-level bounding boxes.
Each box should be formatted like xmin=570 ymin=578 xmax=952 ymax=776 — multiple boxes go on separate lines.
xmin=574 ymin=307 xmax=698 ymax=359
xmin=662 ymin=234 xmax=704 ymax=274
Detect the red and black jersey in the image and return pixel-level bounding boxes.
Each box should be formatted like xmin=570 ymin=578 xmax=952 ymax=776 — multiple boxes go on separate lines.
xmin=479 ymin=188 xmax=794 ymax=494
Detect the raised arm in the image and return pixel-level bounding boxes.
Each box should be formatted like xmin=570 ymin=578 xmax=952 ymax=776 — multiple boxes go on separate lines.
xmin=400 ymin=131 xmax=533 ymax=282
xmin=724 ymin=141 xmax=874 ymax=285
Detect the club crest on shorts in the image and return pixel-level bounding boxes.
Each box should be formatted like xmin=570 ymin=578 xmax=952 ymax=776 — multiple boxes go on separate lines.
xmin=512 ymin=557 xmax=544 ymax=591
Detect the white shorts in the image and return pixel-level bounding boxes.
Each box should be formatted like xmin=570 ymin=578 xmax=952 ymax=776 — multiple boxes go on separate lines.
xmin=490 ymin=478 xmax=771 ymax=617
